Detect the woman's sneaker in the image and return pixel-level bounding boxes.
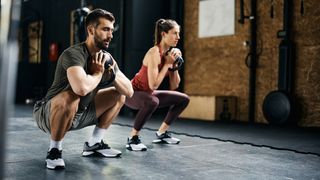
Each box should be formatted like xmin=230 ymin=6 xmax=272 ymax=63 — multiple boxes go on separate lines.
xmin=46 ymin=148 xmax=65 ymax=170
xmin=152 ymin=131 xmax=180 ymax=144
xmin=82 ymin=140 xmax=121 ymax=157
xmin=126 ymin=135 xmax=147 ymax=151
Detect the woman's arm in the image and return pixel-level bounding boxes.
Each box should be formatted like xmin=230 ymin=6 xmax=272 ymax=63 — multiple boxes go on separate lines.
xmin=168 ymin=48 xmax=182 ymax=90
xmin=146 ymin=47 xmax=172 ymax=90
xmin=168 ymin=70 xmax=181 ymax=90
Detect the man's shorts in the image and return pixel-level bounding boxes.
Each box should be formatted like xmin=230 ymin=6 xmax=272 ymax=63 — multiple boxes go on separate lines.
xmin=33 ymin=98 xmax=98 ymax=133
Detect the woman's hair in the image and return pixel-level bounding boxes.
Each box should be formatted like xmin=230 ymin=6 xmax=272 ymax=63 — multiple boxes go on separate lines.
xmin=154 ymin=19 xmax=180 ymax=45
xmin=85 ymin=8 xmax=115 ymax=28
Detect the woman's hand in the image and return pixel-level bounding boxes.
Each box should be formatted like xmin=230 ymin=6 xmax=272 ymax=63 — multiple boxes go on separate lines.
xmin=165 ymin=48 xmax=182 ymax=66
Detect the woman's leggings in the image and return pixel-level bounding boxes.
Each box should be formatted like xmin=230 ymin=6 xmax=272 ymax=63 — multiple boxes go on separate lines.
xmin=125 ymin=90 xmax=190 ymax=131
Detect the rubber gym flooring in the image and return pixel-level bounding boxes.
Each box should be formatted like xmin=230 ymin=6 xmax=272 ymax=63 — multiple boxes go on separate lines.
xmin=4 ymin=105 xmax=320 ymax=180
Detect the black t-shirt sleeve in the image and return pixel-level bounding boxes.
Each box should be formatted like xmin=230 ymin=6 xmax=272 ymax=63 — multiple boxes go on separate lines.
xmin=61 ymin=49 xmax=86 ymax=70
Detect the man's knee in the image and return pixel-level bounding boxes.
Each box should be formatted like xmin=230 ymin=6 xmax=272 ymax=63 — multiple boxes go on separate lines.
xmin=117 ymin=95 xmax=126 ymax=106
xmin=51 ymin=91 xmax=80 ymax=114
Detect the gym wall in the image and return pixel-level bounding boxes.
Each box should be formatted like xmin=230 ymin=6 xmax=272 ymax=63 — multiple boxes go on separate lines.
xmin=184 ymin=0 xmax=320 ymax=127
xmin=16 ymin=0 xmax=184 ymax=103
xmin=16 ymin=0 xmax=123 ymax=102
xmin=16 ymin=0 xmax=320 ymax=127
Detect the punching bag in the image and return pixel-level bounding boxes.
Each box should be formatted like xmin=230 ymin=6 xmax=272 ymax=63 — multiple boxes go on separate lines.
xmin=72 ymin=7 xmax=90 ymax=44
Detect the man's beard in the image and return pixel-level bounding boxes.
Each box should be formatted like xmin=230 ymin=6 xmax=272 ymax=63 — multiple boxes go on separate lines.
xmin=94 ymin=36 xmax=109 ymax=51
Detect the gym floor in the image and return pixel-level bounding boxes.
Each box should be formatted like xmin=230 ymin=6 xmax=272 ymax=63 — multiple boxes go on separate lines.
xmin=4 ymin=105 xmax=320 ymax=180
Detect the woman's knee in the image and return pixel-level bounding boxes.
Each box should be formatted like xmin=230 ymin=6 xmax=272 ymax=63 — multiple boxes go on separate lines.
xmin=183 ymin=94 xmax=190 ymax=105
xmin=145 ymin=96 xmax=159 ymax=108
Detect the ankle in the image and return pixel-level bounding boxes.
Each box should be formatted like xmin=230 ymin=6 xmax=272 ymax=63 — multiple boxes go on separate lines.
xmin=50 ymin=139 xmax=63 ymax=151
xmin=156 ymin=131 xmax=165 ymax=136
xmin=88 ymin=126 xmax=106 ymax=146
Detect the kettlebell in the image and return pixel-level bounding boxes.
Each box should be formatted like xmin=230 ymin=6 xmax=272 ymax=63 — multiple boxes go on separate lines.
xmin=98 ymin=51 xmax=115 ymax=87
xmin=165 ymin=47 xmax=184 ymax=71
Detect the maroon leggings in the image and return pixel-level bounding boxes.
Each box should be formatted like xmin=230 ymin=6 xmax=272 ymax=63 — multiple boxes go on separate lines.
xmin=125 ymin=90 xmax=190 ymax=131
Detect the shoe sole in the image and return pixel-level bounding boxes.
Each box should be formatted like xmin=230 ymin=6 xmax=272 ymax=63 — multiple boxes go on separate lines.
xmin=47 ymin=165 xmax=65 ymax=170
xmin=126 ymin=145 xmax=147 ymax=151
xmin=152 ymin=140 xmax=180 ymax=144
xmin=82 ymin=151 xmax=121 ymax=158
xmin=46 ymin=159 xmax=65 ymax=170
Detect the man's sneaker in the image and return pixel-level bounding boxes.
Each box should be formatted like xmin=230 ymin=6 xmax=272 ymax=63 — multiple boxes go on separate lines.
xmin=82 ymin=140 xmax=121 ymax=157
xmin=46 ymin=148 xmax=65 ymax=170
xmin=126 ymin=135 xmax=147 ymax=151
xmin=152 ymin=131 xmax=180 ymax=144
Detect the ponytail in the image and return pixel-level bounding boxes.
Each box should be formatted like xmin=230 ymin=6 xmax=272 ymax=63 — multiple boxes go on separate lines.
xmin=154 ymin=19 xmax=165 ymax=45
xmin=153 ymin=18 xmax=180 ymax=46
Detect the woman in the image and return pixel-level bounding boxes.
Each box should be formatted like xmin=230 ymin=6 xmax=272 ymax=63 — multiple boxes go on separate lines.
xmin=125 ymin=19 xmax=190 ymax=151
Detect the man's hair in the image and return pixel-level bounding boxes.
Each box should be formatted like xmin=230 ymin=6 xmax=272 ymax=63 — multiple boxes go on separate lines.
xmin=85 ymin=8 xmax=115 ymax=28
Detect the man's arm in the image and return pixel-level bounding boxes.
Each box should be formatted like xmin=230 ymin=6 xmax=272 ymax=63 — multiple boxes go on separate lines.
xmin=113 ymin=69 xmax=134 ymax=98
xmin=110 ymin=61 xmax=133 ymax=98
xmin=67 ymin=51 xmax=106 ymax=96
xmin=67 ymin=66 xmax=103 ymax=96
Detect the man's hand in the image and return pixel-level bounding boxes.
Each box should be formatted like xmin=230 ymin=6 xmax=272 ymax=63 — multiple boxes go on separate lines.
xmin=102 ymin=51 xmax=116 ymax=84
xmin=90 ymin=50 xmax=107 ymax=75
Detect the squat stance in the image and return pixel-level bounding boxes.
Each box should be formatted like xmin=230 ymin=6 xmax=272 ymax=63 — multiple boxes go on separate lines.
xmin=33 ymin=9 xmax=133 ymax=169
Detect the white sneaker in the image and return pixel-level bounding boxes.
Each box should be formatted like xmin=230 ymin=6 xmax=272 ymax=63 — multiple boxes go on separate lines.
xmin=82 ymin=140 xmax=121 ymax=157
xmin=46 ymin=148 xmax=65 ymax=170
xmin=126 ymin=135 xmax=147 ymax=151
xmin=152 ymin=131 xmax=180 ymax=144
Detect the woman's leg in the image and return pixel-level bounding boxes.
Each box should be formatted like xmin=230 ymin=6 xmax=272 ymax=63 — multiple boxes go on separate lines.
xmin=125 ymin=91 xmax=160 ymax=134
xmin=125 ymin=91 xmax=159 ymax=151
xmin=152 ymin=90 xmax=189 ymax=144
xmin=154 ymin=90 xmax=189 ymax=129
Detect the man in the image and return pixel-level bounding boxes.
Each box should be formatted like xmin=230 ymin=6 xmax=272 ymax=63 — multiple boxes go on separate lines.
xmin=33 ymin=9 xmax=133 ymax=170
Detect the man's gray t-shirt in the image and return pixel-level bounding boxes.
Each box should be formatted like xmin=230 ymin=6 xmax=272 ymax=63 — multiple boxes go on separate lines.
xmin=45 ymin=42 xmax=118 ymax=113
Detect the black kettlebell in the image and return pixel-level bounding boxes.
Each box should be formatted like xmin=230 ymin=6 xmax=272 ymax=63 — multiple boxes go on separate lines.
xmin=169 ymin=56 xmax=184 ymax=71
xmin=165 ymin=47 xmax=184 ymax=71
xmin=98 ymin=51 xmax=115 ymax=87
xmin=102 ymin=50 xmax=114 ymax=69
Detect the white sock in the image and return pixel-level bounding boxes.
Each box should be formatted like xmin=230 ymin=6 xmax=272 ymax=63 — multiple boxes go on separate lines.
xmin=157 ymin=131 xmax=164 ymax=136
xmin=88 ymin=126 xmax=106 ymax=146
xmin=49 ymin=139 xmax=62 ymax=151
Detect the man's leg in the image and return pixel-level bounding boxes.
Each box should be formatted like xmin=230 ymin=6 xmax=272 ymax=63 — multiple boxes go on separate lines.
xmin=50 ymin=90 xmax=80 ymax=140
xmin=47 ymin=90 xmax=80 ymax=170
xmin=94 ymin=87 xmax=125 ymax=128
xmin=82 ymin=87 xmax=125 ymax=157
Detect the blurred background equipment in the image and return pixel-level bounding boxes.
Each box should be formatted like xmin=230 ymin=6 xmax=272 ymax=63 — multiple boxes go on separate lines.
xmin=70 ymin=0 xmax=90 ymax=45
xmin=262 ymin=0 xmax=297 ymax=125
xmin=0 ymin=0 xmax=21 ymax=178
